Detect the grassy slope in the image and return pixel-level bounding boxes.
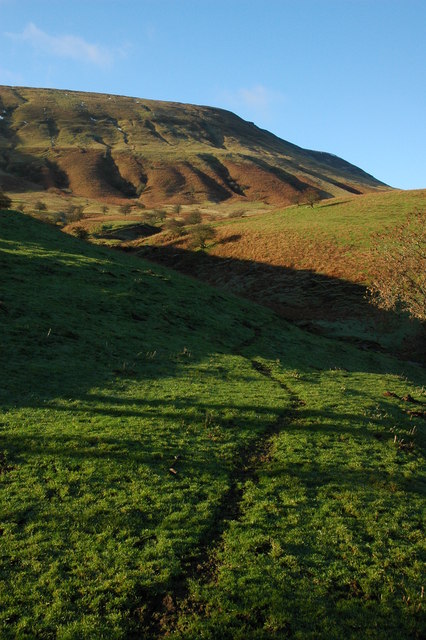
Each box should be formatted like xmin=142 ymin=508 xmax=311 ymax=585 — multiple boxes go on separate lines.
xmin=209 ymin=189 xmax=426 ymax=280
xmin=0 ymin=211 xmax=425 ymax=639
xmin=136 ymin=189 xmax=425 ymax=355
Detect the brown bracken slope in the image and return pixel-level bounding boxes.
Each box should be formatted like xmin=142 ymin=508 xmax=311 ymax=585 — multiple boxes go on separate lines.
xmin=0 ymin=85 xmax=389 ymax=205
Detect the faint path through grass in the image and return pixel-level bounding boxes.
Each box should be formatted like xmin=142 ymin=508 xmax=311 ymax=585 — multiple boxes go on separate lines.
xmin=147 ymin=351 xmax=305 ymax=638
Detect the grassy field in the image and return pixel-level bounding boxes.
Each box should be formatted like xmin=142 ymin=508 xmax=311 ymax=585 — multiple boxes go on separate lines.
xmin=0 ymin=209 xmax=424 ymax=638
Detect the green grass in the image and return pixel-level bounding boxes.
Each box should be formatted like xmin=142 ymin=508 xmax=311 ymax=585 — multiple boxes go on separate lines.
xmin=217 ymin=189 xmax=426 ymax=248
xmin=0 ymin=210 xmax=424 ymax=638
xmin=171 ymin=351 xmax=425 ymax=639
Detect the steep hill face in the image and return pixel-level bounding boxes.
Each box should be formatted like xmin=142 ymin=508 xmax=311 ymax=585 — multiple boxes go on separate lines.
xmin=0 ymin=85 xmax=388 ymax=205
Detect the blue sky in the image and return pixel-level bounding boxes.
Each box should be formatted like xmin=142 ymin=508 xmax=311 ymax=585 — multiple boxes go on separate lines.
xmin=1 ymin=0 xmax=425 ymax=189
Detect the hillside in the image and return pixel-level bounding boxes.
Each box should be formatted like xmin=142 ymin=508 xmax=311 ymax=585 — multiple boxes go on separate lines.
xmin=0 ymin=85 xmax=388 ymax=206
xmin=0 ymin=209 xmax=425 ymax=639
xmin=134 ymin=188 xmax=426 ymax=358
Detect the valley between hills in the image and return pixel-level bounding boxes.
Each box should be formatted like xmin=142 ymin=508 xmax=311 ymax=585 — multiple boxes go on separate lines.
xmin=0 ymin=86 xmax=424 ymax=639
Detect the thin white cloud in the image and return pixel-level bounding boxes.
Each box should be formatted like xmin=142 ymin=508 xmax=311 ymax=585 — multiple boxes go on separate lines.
xmin=6 ymin=23 xmax=113 ymax=67
xmin=239 ymin=85 xmax=284 ymax=110
xmin=219 ymin=84 xmax=286 ymax=119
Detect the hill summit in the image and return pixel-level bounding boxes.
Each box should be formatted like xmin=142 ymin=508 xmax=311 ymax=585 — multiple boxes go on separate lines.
xmin=0 ymin=85 xmax=388 ymax=205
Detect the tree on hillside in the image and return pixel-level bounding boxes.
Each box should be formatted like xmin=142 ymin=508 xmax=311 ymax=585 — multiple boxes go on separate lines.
xmin=291 ymin=191 xmax=304 ymax=207
xmin=153 ymin=209 xmax=167 ymax=222
xmin=142 ymin=212 xmax=157 ymax=225
xmin=183 ymin=210 xmax=202 ymax=225
xmin=367 ymin=209 xmax=425 ymax=321
xmin=66 ymin=204 xmax=85 ymax=222
xmin=143 ymin=209 xmax=166 ymax=224
xmin=190 ymin=223 xmax=216 ymax=249
xmin=0 ymin=191 xmax=12 ymax=210
xmin=304 ymin=188 xmax=322 ymax=208
xmin=120 ymin=203 xmax=132 ymax=215
xmin=164 ymin=218 xmax=185 ymax=238
xmin=70 ymin=224 xmax=89 ymax=240
xmin=52 ymin=212 xmax=67 ymax=226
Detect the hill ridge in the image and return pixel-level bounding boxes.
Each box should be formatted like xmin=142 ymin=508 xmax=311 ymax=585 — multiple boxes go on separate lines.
xmin=0 ymin=85 xmax=389 ymax=205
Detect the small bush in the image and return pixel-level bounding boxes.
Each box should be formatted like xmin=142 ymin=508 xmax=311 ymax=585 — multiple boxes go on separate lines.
xmin=190 ymin=223 xmax=217 ymax=249
xmin=66 ymin=205 xmax=85 ymax=222
xmin=119 ymin=203 xmax=132 ymax=215
xmin=183 ymin=210 xmax=202 ymax=225
xmin=71 ymin=225 xmax=89 ymax=240
xmin=35 ymin=201 xmax=47 ymax=212
xmin=164 ymin=218 xmax=185 ymax=238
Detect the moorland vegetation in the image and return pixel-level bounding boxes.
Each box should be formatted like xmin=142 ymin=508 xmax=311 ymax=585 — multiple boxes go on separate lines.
xmin=0 ymin=85 xmax=387 ymax=207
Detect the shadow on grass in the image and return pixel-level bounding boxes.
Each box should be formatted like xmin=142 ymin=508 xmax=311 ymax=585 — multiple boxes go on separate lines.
xmin=96 ymin=223 xmax=160 ymax=241
xmin=0 ymin=210 xmax=424 ymax=416
xmin=4 ymin=420 xmax=424 ymax=495
xmin=217 ymin=233 xmax=242 ymax=244
xmin=134 ymin=243 xmax=425 ymax=360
